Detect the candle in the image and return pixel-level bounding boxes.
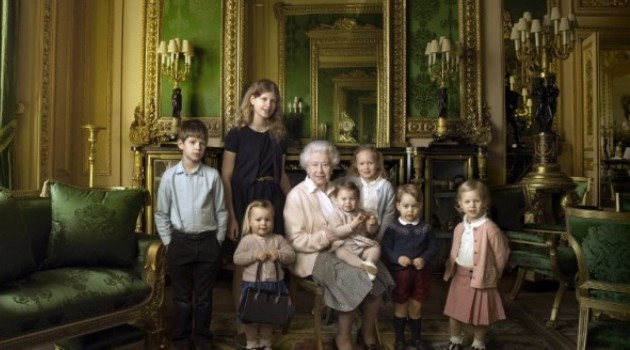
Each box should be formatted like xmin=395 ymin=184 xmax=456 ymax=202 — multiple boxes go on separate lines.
xmin=550 ymin=7 xmax=561 ymax=21
xmin=510 ymin=26 xmax=519 ymax=40
xmin=562 ymin=30 xmax=567 ymax=46
xmin=559 ymin=17 xmax=570 ymax=31
xmin=157 ymin=41 xmax=167 ymax=54
xmin=182 ymin=40 xmax=191 ymax=53
xmin=517 ymin=17 xmax=528 ymax=31
xmin=298 ymin=101 xmax=303 ymax=114
xmin=167 ymin=39 xmax=177 ymax=53
xmin=530 ymin=19 xmax=542 ymax=33
xmin=441 ymin=38 xmax=451 ymax=52
xmin=430 ymin=40 xmax=439 ymax=53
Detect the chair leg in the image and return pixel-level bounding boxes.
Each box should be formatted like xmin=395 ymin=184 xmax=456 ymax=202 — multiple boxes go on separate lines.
xmin=282 ymin=277 xmax=299 ymax=334
xmin=509 ymin=268 xmax=527 ymax=300
xmin=374 ymin=319 xmax=381 ymax=346
xmin=577 ymin=306 xmax=590 ymax=350
xmin=546 ymin=282 xmax=566 ymax=329
xmin=314 ymin=293 xmax=324 ymax=350
xmin=323 ymin=306 xmax=334 ymax=325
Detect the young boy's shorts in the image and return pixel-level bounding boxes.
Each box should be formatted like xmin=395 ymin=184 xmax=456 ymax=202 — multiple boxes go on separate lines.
xmin=390 ymin=267 xmax=431 ymax=303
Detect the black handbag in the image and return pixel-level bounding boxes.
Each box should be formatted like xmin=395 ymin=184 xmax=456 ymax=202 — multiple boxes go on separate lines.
xmin=237 ymin=260 xmax=291 ymax=325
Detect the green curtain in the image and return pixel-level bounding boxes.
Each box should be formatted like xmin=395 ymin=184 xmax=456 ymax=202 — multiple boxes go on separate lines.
xmin=0 ymin=0 xmax=18 ymax=189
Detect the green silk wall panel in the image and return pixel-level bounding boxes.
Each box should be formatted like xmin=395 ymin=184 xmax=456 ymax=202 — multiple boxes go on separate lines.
xmin=161 ymin=0 xmax=222 ymax=118
xmin=407 ymin=0 xmax=460 ymax=118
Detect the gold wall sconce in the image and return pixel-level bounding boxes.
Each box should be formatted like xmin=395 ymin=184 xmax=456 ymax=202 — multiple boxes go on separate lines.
xmin=156 ymin=38 xmax=194 ymax=137
xmin=425 ymin=36 xmax=460 ymax=142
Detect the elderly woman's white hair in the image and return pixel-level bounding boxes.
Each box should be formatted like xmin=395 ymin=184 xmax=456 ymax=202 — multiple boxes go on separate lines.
xmin=299 ymin=140 xmax=340 ymax=169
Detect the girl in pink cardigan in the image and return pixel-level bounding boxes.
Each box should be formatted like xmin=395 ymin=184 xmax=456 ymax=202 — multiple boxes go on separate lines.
xmin=443 ymin=180 xmax=510 ymax=350
xmin=234 ymin=200 xmax=295 ymax=350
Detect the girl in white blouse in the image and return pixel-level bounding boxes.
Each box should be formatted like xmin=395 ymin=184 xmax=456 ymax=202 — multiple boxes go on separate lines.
xmin=442 ymin=180 xmax=510 ymax=350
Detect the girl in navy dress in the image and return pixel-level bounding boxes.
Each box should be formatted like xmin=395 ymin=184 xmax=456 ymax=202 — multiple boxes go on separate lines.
xmin=221 ymin=79 xmax=292 ymax=340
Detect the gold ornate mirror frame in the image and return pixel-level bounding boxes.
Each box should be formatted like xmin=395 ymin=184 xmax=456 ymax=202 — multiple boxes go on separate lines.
xmin=138 ymin=0 xmax=484 ymax=146
xmin=275 ymin=3 xmax=385 ymax=145
xmin=307 ymin=25 xmax=382 ymax=145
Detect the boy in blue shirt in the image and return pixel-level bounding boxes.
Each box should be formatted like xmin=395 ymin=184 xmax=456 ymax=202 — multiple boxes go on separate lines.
xmin=155 ymin=119 xmax=227 ymax=350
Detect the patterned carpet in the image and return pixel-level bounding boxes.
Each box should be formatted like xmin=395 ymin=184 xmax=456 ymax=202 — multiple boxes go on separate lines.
xmin=203 ymin=275 xmax=580 ymax=350
xmin=208 ymin=309 xmax=574 ymax=350
xmin=37 ymin=271 xmax=630 ymax=349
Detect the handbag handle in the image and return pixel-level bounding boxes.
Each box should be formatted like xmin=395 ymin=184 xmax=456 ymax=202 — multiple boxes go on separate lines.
xmin=254 ymin=260 xmax=282 ymax=299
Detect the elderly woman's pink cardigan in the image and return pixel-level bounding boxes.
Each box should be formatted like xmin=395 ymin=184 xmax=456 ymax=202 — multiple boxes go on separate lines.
xmin=283 ymin=179 xmax=335 ymax=277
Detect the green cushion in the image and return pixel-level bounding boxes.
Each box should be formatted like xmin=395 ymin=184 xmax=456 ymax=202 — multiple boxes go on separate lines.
xmin=0 ymin=188 xmax=37 ymax=284
xmin=41 ymin=182 xmax=146 ymax=268
xmin=0 ymin=267 xmax=150 ymax=339
xmin=587 ymin=320 xmax=630 ymax=349
xmin=16 ymin=196 xmax=52 ymax=265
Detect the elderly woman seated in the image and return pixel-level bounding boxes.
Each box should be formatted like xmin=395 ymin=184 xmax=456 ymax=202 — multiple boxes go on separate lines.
xmin=284 ymin=140 xmax=394 ymax=350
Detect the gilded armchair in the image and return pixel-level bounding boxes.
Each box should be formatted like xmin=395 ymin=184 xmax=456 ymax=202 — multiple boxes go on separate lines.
xmin=565 ymin=207 xmax=630 ymax=350
xmin=570 ymin=176 xmax=592 ymax=206
xmin=490 ymin=184 xmax=577 ymax=328
xmin=615 ymin=192 xmax=630 ymax=212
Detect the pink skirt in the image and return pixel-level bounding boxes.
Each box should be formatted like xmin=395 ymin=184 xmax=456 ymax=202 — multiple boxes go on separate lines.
xmin=443 ymin=265 xmax=506 ymax=326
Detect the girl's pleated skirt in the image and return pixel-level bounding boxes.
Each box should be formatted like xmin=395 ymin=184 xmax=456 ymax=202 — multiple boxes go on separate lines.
xmin=443 ymin=265 xmax=506 ymax=326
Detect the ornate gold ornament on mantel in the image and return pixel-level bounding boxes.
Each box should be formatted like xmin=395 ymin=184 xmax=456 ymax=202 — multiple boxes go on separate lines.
xmin=337 ymin=111 xmax=357 ymax=144
xmin=129 ymin=99 xmax=165 ymax=146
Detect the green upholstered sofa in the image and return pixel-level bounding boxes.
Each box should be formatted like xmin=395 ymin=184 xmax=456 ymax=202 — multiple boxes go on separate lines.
xmin=0 ymin=184 xmax=167 ymax=350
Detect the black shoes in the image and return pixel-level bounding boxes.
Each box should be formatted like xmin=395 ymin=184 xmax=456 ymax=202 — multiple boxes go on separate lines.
xmin=394 ymin=340 xmax=407 ymax=350
xmin=171 ymin=339 xmax=193 ymax=350
xmin=191 ymin=335 xmax=214 ymax=350
xmin=447 ymin=341 xmax=463 ymax=350
xmin=409 ymin=339 xmax=432 ymax=350
xmin=356 ymin=327 xmax=380 ymax=350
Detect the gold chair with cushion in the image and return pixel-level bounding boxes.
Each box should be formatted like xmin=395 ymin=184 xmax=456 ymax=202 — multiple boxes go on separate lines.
xmin=570 ymin=176 xmax=592 ymax=206
xmin=286 ymin=275 xmax=381 ymax=350
xmin=615 ymin=192 xmax=630 ymax=212
xmin=286 ymin=276 xmax=331 ymax=350
xmin=565 ymin=207 xmax=630 ymax=350
xmin=610 ymin=181 xmax=630 ymax=202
